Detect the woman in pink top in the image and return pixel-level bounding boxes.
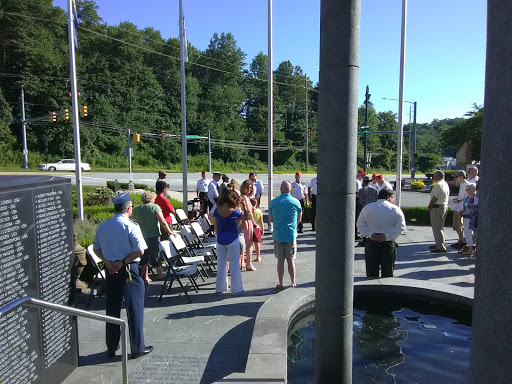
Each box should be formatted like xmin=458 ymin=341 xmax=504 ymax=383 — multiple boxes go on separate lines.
xmin=240 ymin=179 xmax=256 ymax=271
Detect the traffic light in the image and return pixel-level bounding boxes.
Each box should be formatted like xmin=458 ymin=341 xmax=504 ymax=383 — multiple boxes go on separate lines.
xmin=80 ymin=105 xmax=88 ymax=118
xmin=63 ymin=109 xmax=69 ymax=120
xmin=49 ymin=111 xmax=57 ymax=122
xmin=307 ymin=128 xmax=311 ymax=138
xmin=161 ymin=130 xmax=166 ymax=139
xmin=132 ymin=133 xmax=141 ymax=143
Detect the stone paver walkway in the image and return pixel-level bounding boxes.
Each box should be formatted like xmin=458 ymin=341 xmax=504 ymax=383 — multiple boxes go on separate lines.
xmin=63 ymin=222 xmax=474 ymax=384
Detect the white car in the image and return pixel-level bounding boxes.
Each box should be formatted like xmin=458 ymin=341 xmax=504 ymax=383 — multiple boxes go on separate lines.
xmin=37 ymin=159 xmax=91 ymax=172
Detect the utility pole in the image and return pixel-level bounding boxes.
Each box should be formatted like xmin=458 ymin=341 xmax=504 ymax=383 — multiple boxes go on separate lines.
xmin=208 ymin=130 xmax=211 ymax=172
xmin=127 ymin=128 xmax=132 ymax=177
xmin=305 ymin=74 xmax=309 ymax=171
xmin=382 ymin=97 xmax=417 ymax=179
xmin=179 ymin=0 xmax=188 ymax=214
xmin=21 ymin=85 xmax=28 ymax=169
xmin=364 ymin=85 xmax=370 ymax=172
xmin=411 ymin=101 xmax=417 ymax=178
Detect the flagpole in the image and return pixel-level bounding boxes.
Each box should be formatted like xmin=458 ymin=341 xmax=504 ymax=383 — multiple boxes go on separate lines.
xmin=67 ymin=0 xmax=83 ymax=220
xmin=179 ymin=0 xmax=188 ymax=214
xmin=396 ymin=0 xmax=407 ymax=207
xmin=267 ymin=0 xmax=273 ymax=227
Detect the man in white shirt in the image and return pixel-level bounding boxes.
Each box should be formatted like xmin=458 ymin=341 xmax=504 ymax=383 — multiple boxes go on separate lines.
xmin=467 ymin=166 xmax=479 ymax=185
xmin=355 ymin=170 xmax=366 ymax=240
xmin=376 ymin=174 xmax=393 ymax=191
xmin=357 ymin=188 xmax=406 ymax=277
xmin=369 ymin=173 xmax=379 ymax=190
xmin=356 ymin=170 xmax=365 ymax=193
xmin=207 ymin=172 xmax=221 ymax=211
xmin=249 ymin=172 xmax=264 ymax=206
xmin=428 ymin=171 xmax=450 ymax=252
xmin=291 ymin=172 xmax=309 ymax=233
xmin=196 ymin=170 xmax=210 ymax=212
xmin=308 ymin=176 xmax=318 ymax=231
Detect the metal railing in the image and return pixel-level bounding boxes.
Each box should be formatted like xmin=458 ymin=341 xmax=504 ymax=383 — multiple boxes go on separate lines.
xmin=0 ymin=297 xmax=128 ymax=384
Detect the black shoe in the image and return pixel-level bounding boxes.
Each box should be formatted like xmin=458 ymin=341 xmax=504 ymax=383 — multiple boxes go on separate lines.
xmin=108 ymin=350 xmax=116 ymax=358
xmin=430 ymin=248 xmax=446 ymax=253
xmin=298 ymin=229 xmax=303 ymax=233
xmin=131 ymin=346 xmax=153 ymax=360
xmin=429 ymin=245 xmax=437 ymax=250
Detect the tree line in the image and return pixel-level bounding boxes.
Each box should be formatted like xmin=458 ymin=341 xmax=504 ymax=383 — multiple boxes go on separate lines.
xmin=0 ymin=0 xmax=482 ymax=172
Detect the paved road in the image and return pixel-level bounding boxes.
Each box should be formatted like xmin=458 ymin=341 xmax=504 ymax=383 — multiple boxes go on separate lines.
xmin=57 ymin=171 xmax=431 ymax=207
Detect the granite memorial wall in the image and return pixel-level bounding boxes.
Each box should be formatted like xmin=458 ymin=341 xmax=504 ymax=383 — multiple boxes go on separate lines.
xmin=0 ymin=176 xmax=78 ymax=383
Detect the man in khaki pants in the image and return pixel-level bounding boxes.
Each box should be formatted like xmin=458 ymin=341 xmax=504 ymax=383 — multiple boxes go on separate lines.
xmin=428 ymin=171 xmax=450 ymax=252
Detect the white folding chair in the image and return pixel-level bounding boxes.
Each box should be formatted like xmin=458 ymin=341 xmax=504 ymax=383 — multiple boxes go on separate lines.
xmin=198 ymin=215 xmax=215 ymax=238
xmin=169 ymin=213 xmax=178 ymax=230
xmin=175 ymin=208 xmax=190 ymax=228
xmin=191 ymin=222 xmax=217 ymax=250
xmin=86 ymin=245 xmax=106 ymax=308
xmin=170 ymin=233 xmax=210 ymax=279
xmin=180 ymin=225 xmax=217 ymax=273
xmin=158 ymin=241 xmax=198 ymax=303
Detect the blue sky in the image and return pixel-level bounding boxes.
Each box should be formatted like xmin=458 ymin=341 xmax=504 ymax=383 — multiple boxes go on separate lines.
xmin=54 ymin=0 xmax=486 ymax=124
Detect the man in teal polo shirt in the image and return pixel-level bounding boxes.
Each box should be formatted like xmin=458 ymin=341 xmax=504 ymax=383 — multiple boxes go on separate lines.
xmin=268 ymin=181 xmax=303 ymax=291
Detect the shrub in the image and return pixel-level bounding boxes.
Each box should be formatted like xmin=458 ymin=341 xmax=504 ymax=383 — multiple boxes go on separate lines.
xmin=106 ymin=181 xmax=150 ymax=191
xmin=401 ymin=206 xmax=453 ymax=226
xmin=444 ymin=170 xmax=456 ymax=181
xmin=411 ymin=179 xmax=425 ymax=190
xmin=74 ymin=217 xmax=99 ymax=247
xmin=84 ymin=186 xmax=115 ymax=206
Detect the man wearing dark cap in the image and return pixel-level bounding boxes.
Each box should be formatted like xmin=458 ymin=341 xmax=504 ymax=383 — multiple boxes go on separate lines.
xmin=219 ymin=174 xmax=230 ymax=197
xmin=208 ymin=172 xmax=221 ymax=211
xmin=156 ymin=170 xmax=168 ymax=197
xmin=291 ymin=172 xmax=308 ymax=233
xmin=93 ymin=193 xmax=153 ymax=359
xmin=196 ymin=170 xmax=210 ymax=212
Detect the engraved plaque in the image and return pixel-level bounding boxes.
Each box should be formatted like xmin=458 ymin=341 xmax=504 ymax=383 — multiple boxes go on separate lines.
xmin=0 ymin=176 xmax=78 ymax=384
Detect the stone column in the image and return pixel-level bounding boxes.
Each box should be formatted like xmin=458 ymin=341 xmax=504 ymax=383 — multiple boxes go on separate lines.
xmin=315 ymin=0 xmax=360 ymax=383
xmin=469 ymin=1 xmax=512 ymax=382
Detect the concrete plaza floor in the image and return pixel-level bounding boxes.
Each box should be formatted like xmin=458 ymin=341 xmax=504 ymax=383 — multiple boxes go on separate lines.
xmin=64 ymin=223 xmax=474 ymax=384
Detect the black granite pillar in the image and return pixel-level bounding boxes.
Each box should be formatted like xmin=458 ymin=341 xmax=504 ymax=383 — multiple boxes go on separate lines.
xmin=469 ymin=1 xmax=512 ymax=382
xmin=315 ymin=0 xmax=360 ymax=382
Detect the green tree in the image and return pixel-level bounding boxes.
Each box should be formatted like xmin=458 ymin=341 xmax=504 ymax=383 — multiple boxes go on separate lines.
xmin=441 ymin=104 xmax=483 ymax=161
xmin=417 ymin=153 xmax=441 ymax=173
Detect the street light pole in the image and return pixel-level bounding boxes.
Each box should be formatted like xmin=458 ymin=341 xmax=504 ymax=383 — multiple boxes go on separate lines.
xmin=412 ymin=101 xmax=417 ymax=178
xmin=364 ymin=85 xmax=370 ymax=172
xmin=305 ymin=74 xmax=309 ymax=171
xmin=382 ymin=97 xmax=417 ymax=179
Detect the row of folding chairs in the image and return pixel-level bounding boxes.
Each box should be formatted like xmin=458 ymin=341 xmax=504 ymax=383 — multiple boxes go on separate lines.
xmin=85 ymin=212 xmax=217 ymax=306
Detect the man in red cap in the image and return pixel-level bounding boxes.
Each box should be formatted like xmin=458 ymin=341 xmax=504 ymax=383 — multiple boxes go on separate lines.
xmin=376 ymin=174 xmax=393 ymax=191
xmin=356 ymin=170 xmax=366 ymax=192
xmin=291 ymin=172 xmax=308 ymax=233
xmin=369 ymin=173 xmax=379 ymax=190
